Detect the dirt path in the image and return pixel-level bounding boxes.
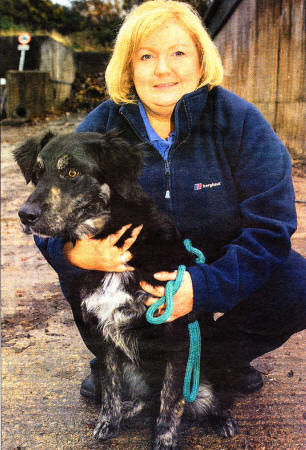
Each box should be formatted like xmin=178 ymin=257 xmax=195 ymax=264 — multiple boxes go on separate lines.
xmin=1 ymin=115 xmax=305 ymax=449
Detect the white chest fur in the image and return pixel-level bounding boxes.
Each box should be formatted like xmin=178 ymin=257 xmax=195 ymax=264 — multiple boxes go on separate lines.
xmin=82 ymin=272 xmax=133 ymax=325
xmin=81 ymin=272 xmax=139 ymax=361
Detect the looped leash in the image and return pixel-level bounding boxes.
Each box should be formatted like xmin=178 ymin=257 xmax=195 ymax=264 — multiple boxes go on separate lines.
xmin=145 ymin=264 xmax=186 ymax=324
xmin=145 ymin=239 xmax=205 ymax=402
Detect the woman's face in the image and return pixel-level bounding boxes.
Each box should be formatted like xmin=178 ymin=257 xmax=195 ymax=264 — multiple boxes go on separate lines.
xmin=132 ymin=20 xmax=202 ymax=118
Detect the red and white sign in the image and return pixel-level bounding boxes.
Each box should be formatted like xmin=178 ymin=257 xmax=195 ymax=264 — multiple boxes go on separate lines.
xmin=18 ymin=32 xmax=31 ymax=45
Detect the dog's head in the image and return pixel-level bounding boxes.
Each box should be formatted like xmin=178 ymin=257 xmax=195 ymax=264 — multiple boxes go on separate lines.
xmin=14 ymin=130 xmax=143 ymax=239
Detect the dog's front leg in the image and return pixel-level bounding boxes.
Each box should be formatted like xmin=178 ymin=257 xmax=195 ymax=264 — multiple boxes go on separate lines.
xmin=93 ymin=350 xmax=123 ymax=441
xmin=154 ymin=360 xmax=186 ymax=450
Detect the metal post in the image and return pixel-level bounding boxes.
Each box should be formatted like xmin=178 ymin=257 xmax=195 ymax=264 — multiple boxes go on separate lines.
xmin=17 ymin=32 xmax=31 ymax=71
xmin=19 ymin=50 xmax=26 ymax=71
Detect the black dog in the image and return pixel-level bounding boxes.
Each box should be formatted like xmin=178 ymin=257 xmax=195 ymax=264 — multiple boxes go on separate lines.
xmin=14 ymin=130 xmax=238 ymax=448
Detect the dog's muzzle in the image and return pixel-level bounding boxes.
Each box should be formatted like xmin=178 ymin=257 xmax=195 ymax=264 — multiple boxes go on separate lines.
xmin=18 ymin=203 xmax=42 ymax=227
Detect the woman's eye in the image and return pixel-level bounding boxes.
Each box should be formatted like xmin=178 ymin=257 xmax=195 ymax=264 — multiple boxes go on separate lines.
xmin=68 ymin=169 xmax=79 ymax=178
xmin=140 ymin=54 xmax=152 ymax=61
xmin=174 ymin=51 xmax=185 ymax=56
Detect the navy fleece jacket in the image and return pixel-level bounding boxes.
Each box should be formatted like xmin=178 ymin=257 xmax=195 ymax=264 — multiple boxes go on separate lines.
xmin=34 ymin=86 xmax=297 ymax=313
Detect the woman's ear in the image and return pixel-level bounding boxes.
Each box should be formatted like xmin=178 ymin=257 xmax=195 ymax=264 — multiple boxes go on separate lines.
xmin=13 ymin=131 xmax=56 ymax=183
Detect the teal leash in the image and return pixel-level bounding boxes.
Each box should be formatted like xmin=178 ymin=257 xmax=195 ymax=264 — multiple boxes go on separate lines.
xmin=184 ymin=321 xmax=201 ymax=402
xmin=145 ymin=239 xmax=205 ymax=402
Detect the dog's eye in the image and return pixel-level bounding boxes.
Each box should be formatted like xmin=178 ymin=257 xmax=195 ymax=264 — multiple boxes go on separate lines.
xmin=68 ymin=169 xmax=79 ymax=178
xmin=32 ymin=164 xmax=44 ymax=184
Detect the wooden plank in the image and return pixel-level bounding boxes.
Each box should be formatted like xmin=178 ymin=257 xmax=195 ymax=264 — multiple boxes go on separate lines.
xmin=275 ymin=0 xmax=306 ymax=157
xmin=213 ymin=0 xmax=305 ymax=157
xmin=215 ymin=0 xmax=280 ymax=124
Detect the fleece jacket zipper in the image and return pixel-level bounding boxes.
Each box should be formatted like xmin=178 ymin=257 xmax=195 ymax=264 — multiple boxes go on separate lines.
xmin=119 ymin=110 xmax=173 ymax=202
xmin=165 ymin=159 xmax=171 ymax=199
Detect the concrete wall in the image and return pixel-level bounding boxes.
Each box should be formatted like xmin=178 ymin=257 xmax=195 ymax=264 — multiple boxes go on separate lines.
xmin=0 ymin=36 xmax=76 ymax=109
xmin=5 ymin=71 xmax=52 ymax=119
xmin=211 ymin=0 xmax=305 ymax=158
xmin=39 ymin=38 xmax=75 ymax=107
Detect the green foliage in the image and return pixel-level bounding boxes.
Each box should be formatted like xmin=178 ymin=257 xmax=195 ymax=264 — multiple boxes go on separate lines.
xmin=121 ymin=0 xmax=212 ymax=15
xmin=0 ymin=14 xmax=17 ymax=31
xmin=0 ymin=0 xmax=212 ymax=48
xmin=71 ymin=0 xmax=122 ymax=45
xmin=0 ymin=0 xmax=88 ymax=34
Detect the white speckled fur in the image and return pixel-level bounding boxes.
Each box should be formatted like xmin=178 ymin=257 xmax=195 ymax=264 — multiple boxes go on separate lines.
xmin=56 ymin=154 xmax=69 ymax=170
xmin=82 ymin=273 xmax=133 ymax=323
xmin=81 ymin=272 xmax=140 ymax=361
xmin=186 ymin=383 xmax=214 ymax=418
xmin=99 ymin=183 xmax=111 ymax=202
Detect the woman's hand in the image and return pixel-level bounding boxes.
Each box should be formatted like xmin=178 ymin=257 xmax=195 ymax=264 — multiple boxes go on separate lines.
xmin=140 ymin=271 xmax=193 ymax=322
xmin=63 ymin=224 xmax=143 ymax=272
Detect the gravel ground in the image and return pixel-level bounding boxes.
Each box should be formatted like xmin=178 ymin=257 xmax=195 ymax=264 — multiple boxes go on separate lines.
xmin=1 ymin=114 xmax=305 ymax=449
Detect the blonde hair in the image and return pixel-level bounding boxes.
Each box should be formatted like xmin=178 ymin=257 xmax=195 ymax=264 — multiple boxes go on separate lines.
xmin=105 ymin=0 xmax=223 ymax=104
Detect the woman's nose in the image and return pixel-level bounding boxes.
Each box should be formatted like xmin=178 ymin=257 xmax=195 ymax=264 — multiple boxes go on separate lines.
xmin=154 ymin=56 xmax=171 ymax=75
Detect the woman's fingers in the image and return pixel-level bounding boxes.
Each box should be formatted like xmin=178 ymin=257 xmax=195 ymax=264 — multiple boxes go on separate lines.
xmin=144 ymin=297 xmax=166 ymax=317
xmin=140 ymin=281 xmax=165 ymax=298
xmin=140 ymin=272 xmax=177 ymax=297
xmin=113 ymin=224 xmax=143 ymax=272
xmin=120 ymin=224 xmax=143 ymax=252
xmin=154 ymin=271 xmax=177 ymax=281
xmin=108 ymin=223 xmax=143 ymax=249
xmin=108 ymin=223 xmax=132 ymax=245
xmin=140 ymin=271 xmax=193 ymax=322
xmin=117 ymin=263 xmax=135 ymax=272
xmin=144 ymin=296 xmax=165 ymax=317
xmin=118 ymin=250 xmax=133 ymax=264
xmin=64 ymin=223 xmax=142 ymax=273
xmin=144 ymin=296 xmax=160 ymax=306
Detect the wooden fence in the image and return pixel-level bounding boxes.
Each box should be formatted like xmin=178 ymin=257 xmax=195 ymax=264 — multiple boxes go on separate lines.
xmin=209 ymin=0 xmax=305 ymax=158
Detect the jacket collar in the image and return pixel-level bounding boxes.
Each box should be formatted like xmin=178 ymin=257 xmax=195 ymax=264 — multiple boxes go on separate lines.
xmin=119 ymin=86 xmax=209 ymax=145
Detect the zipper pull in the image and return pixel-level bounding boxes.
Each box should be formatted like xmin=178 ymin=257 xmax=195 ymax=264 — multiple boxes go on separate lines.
xmin=165 ymin=190 xmax=171 ymax=199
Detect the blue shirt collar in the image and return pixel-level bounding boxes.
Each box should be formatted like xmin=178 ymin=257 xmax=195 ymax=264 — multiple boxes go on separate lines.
xmin=118 ymin=86 xmax=209 ymax=149
xmin=138 ymin=102 xmax=175 ymax=160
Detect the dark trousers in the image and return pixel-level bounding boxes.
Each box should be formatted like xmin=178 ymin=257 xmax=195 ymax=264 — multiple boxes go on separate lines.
xmin=201 ymin=249 xmax=306 ymax=368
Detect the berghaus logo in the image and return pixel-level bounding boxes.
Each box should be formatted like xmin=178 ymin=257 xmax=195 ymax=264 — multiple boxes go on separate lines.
xmin=194 ymin=182 xmax=221 ymax=190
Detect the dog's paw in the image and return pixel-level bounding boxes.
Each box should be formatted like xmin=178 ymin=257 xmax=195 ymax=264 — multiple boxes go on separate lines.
xmin=216 ymin=415 xmax=239 ymax=438
xmin=153 ymin=434 xmax=178 ymax=450
xmin=93 ymin=416 xmax=120 ymax=441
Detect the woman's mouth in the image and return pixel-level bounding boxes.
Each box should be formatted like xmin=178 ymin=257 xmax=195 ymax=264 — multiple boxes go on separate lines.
xmin=154 ymin=82 xmax=178 ymax=89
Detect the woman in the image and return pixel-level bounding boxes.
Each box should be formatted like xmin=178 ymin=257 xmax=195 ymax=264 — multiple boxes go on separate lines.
xmin=35 ymin=0 xmax=306 ymax=397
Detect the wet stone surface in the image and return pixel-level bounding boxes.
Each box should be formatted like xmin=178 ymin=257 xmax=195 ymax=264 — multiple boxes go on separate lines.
xmin=1 ymin=115 xmax=306 ymax=449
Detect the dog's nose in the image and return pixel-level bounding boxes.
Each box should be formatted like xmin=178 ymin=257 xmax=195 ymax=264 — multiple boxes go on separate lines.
xmin=18 ymin=204 xmax=41 ymax=225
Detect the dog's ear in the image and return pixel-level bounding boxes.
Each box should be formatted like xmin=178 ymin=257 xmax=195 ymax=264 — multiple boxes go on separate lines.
xmin=13 ymin=131 xmax=56 ymax=183
xmin=90 ymin=129 xmax=144 ymax=185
